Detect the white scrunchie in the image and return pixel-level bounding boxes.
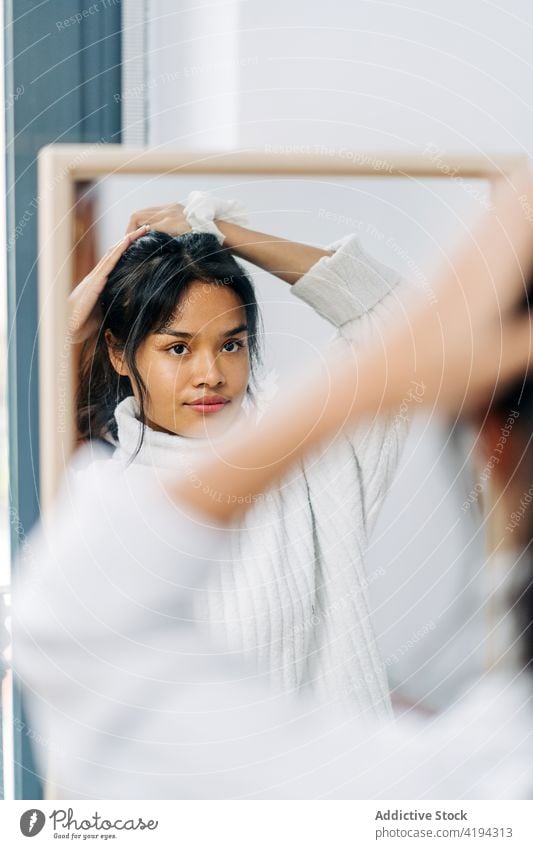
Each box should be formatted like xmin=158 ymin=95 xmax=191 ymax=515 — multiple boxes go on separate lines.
xmin=183 ymin=190 xmax=249 ymax=245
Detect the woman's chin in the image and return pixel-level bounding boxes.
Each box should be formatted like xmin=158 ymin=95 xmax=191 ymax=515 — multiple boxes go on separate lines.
xmin=175 ymin=406 xmax=238 ymax=439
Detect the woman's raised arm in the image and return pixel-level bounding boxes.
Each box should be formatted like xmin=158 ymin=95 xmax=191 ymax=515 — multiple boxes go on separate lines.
xmin=126 ymin=202 xmax=333 ymax=284
xmin=214 ymin=220 xmax=334 ymax=284
xmin=67 ymin=224 xmax=150 ymax=343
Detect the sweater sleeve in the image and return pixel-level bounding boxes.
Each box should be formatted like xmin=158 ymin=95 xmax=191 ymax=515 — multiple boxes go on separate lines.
xmin=290 ymin=233 xmax=403 ymax=330
xmin=291 ymin=234 xmax=413 ymax=540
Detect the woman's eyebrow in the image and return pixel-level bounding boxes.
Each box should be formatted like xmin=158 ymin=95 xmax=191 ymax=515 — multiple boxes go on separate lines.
xmin=158 ymin=323 xmax=248 ymax=339
xmin=221 ymin=323 xmax=248 ymax=338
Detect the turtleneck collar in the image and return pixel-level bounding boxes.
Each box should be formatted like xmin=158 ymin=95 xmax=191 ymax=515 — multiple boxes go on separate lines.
xmin=112 ymin=394 xmax=250 ymax=471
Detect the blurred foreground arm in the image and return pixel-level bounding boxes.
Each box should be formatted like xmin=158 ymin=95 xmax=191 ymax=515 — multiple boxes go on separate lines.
xmin=172 ymin=165 xmax=533 ymax=523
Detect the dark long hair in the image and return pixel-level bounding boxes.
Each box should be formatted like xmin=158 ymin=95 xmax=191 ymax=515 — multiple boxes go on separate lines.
xmin=77 ymin=230 xmax=263 ymax=450
xmin=488 ymin=370 xmax=533 ymax=675
xmin=486 ymin=282 xmax=533 ymax=674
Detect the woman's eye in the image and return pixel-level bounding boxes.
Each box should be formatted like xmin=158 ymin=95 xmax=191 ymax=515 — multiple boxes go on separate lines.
xmin=169 ymin=343 xmax=188 ymax=356
xmin=223 ymin=340 xmax=246 ymax=353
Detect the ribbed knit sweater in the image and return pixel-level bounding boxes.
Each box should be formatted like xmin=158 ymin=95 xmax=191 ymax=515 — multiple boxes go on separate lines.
xmin=111 ymin=233 xmax=409 ymax=718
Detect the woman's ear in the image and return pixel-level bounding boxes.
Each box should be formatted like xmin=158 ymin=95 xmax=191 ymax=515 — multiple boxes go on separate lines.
xmin=104 ymin=329 xmax=129 ymax=377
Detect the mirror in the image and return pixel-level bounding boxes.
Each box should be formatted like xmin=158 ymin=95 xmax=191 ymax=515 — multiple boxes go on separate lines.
xmin=38 ymin=146 xmax=515 ymax=717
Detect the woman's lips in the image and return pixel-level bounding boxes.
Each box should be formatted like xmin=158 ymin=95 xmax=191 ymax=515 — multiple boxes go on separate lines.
xmin=185 ymin=398 xmax=230 ymax=414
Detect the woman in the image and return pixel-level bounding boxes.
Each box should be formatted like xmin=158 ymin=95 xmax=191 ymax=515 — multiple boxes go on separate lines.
xmin=13 ymin=165 xmax=533 ymax=799
xmin=74 ymin=194 xmax=411 ymax=718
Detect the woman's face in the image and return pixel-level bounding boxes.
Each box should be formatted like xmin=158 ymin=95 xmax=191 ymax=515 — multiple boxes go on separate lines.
xmin=108 ymin=280 xmax=251 ymax=438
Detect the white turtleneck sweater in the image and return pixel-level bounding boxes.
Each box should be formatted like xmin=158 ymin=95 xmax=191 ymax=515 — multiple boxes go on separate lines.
xmin=111 ymin=233 xmax=410 ymax=718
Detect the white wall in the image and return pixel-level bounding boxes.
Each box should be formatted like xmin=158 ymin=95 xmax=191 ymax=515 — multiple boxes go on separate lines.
xmin=145 ymin=0 xmax=533 ymax=155
xmin=236 ymin=0 xmax=533 ymax=154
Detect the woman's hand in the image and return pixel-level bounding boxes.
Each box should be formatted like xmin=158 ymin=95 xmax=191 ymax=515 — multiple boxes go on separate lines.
xmin=67 ymin=225 xmax=150 ymax=344
xmin=125 ymin=203 xmax=191 ymax=237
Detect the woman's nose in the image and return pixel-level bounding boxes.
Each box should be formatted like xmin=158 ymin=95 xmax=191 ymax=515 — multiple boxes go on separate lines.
xmin=191 ymin=350 xmax=225 ymax=386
